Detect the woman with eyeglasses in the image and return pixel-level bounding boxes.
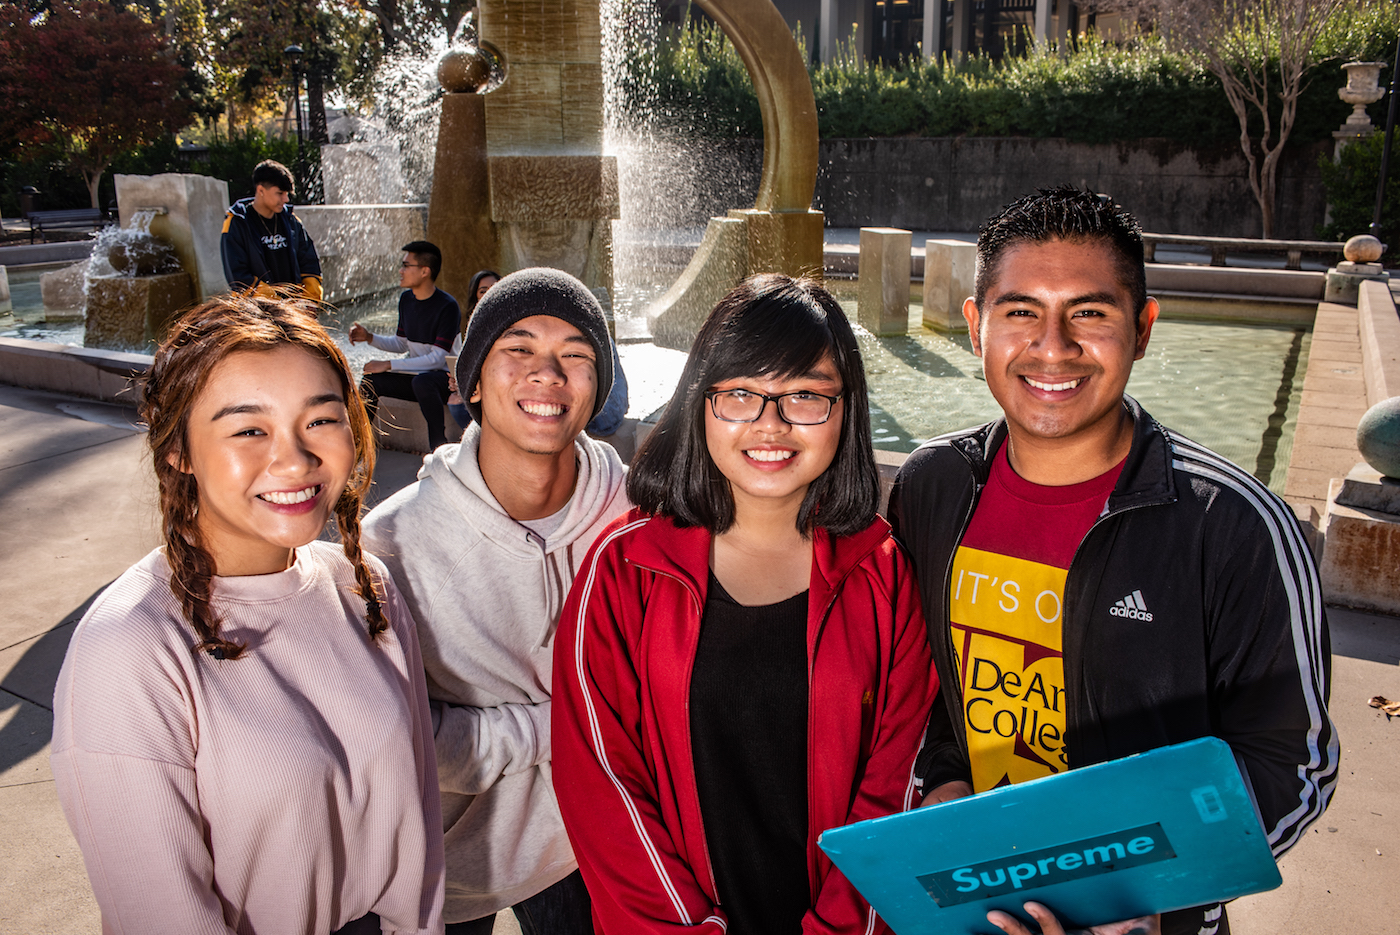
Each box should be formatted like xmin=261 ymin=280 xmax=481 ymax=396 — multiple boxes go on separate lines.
xmin=551 ymin=274 xmax=937 ymax=935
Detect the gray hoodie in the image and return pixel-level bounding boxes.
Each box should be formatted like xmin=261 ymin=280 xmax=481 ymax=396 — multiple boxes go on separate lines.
xmin=363 ymin=423 xmax=631 ymax=923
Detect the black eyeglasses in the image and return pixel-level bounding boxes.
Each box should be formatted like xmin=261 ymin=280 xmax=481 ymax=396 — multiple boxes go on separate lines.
xmin=400 ymin=261 xmax=425 ymax=269
xmin=704 ymin=389 xmax=842 ymax=425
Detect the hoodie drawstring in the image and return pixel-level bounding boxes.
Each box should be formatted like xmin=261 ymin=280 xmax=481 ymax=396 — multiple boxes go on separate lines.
xmin=526 ymin=530 xmax=570 ymax=649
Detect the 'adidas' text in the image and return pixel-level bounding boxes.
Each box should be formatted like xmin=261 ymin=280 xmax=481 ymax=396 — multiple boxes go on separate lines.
xmin=1109 ymin=590 xmax=1153 ymax=621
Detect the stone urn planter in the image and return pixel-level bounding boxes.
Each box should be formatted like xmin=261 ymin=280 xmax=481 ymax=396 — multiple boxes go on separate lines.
xmin=1339 ymin=61 xmax=1387 ymax=133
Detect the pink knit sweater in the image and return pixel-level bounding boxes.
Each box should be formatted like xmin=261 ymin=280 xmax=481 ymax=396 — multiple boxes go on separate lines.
xmin=51 ymin=541 xmax=446 ymax=935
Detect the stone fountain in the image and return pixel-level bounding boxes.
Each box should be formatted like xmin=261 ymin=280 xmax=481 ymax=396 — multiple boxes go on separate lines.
xmin=426 ymin=0 xmax=823 ymax=348
xmin=429 ymin=6 xmax=618 ymax=305
xmin=80 ymin=173 xmax=228 ymax=349
xmin=644 ymin=0 xmax=825 ymax=350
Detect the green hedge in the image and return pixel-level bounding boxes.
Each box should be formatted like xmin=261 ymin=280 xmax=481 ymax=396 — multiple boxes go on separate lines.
xmin=628 ymin=6 xmax=1400 ymax=147
xmin=1318 ymin=130 xmax=1400 ymax=256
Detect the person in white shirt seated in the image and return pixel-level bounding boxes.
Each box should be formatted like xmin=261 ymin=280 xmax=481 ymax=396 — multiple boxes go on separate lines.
xmin=351 ymin=240 xmax=462 ymax=450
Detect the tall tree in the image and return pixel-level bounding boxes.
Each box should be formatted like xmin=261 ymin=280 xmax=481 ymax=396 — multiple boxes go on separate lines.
xmin=1129 ymin=0 xmax=1344 ymax=238
xmin=3 ymin=0 xmax=192 ymax=207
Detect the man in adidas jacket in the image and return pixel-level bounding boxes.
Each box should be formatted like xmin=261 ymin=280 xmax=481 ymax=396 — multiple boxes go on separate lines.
xmin=889 ymin=188 xmax=1337 ymax=935
xmin=364 ymin=269 xmax=631 ymax=934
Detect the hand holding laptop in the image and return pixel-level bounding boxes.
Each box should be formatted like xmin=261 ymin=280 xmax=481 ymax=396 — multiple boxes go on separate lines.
xmin=987 ymin=901 xmax=1159 ymax=935
xmin=921 ymin=783 xmax=1160 ymax=935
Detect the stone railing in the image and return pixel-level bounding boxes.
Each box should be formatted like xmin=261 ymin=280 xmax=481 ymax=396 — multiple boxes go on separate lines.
xmin=1142 ymin=233 xmax=1345 ymax=271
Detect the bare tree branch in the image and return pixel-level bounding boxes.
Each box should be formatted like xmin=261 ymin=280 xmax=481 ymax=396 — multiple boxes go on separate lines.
xmin=1128 ymin=0 xmax=1343 ymax=237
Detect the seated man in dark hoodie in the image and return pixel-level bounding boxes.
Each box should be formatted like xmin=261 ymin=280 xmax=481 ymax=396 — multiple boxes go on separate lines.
xmin=220 ymin=159 xmax=323 ymax=302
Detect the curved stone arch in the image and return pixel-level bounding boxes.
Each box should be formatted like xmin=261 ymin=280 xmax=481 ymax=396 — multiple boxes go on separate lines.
xmin=691 ymin=0 xmax=819 ymax=213
xmin=648 ymin=0 xmax=825 ymax=349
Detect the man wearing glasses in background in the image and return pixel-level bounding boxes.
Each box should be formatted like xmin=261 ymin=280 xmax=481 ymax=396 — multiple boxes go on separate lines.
xmin=351 ymin=240 xmax=462 ymax=451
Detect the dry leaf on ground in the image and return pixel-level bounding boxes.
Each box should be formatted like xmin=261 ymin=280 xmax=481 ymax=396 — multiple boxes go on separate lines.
xmin=1367 ymin=695 xmax=1400 ymax=717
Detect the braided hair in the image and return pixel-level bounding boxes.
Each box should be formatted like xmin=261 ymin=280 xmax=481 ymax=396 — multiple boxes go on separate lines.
xmin=141 ymin=291 xmax=385 ymax=659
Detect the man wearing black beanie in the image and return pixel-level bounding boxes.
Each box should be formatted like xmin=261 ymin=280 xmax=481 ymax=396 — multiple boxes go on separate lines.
xmin=363 ymin=267 xmax=632 ymax=934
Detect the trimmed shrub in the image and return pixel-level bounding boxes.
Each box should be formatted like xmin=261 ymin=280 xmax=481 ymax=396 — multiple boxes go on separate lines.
xmin=629 ymin=7 xmax=1400 ymax=148
xmin=1318 ymin=130 xmax=1400 ymax=258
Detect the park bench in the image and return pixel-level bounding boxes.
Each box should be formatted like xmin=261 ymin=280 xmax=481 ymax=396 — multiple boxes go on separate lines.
xmin=1142 ymin=233 xmax=1346 ymax=271
xmin=27 ymin=208 xmax=106 ymax=244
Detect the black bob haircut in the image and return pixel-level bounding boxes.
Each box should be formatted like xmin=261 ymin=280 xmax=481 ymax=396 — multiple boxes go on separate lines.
xmin=975 ymin=186 xmax=1147 ymax=317
xmin=628 ymin=274 xmax=880 ymax=538
xmin=251 ymin=160 xmax=295 ymax=193
xmin=402 ymin=240 xmax=443 ymax=281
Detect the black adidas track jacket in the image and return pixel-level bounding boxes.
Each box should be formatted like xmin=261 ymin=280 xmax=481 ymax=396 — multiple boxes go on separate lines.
xmin=889 ymin=396 xmax=1337 ymax=858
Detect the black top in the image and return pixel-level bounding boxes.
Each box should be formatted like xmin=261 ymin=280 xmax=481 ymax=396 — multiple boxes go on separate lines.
xmin=690 ymin=573 xmax=810 ymax=935
xmin=255 ymin=211 xmax=297 ymax=285
xmin=397 ymin=288 xmax=461 ymax=353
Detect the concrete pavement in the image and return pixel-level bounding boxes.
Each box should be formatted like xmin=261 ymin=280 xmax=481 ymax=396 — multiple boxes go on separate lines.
xmin=1 ymin=380 xmax=1396 ymax=933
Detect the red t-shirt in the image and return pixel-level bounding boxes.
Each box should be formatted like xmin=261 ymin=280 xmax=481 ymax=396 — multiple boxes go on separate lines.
xmin=951 ymin=445 xmax=1125 ymax=791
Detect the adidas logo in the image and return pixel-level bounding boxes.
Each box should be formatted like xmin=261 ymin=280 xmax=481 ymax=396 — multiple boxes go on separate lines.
xmin=1109 ymin=590 xmax=1154 ymax=621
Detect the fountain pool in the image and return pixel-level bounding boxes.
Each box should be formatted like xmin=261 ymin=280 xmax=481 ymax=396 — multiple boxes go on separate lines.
xmin=2 ymin=278 xmax=1308 ymax=495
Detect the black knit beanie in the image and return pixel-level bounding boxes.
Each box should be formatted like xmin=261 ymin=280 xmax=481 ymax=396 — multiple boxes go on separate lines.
xmin=456 ymin=267 xmax=614 ymax=424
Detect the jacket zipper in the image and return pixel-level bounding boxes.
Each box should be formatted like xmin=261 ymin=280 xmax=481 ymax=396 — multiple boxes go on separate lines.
xmin=939 ymin=453 xmax=985 ymax=767
xmin=633 ymin=548 xmax=868 ymax=907
xmin=631 ymin=561 xmax=723 ymax=902
xmin=1057 ymin=497 xmax=1167 ymax=770
xmin=807 ymin=566 xmax=859 ymax=895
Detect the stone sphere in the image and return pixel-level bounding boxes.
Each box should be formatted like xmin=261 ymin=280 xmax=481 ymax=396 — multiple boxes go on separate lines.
xmin=1344 ymin=234 xmax=1385 ymax=263
xmin=1357 ymin=397 xmax=1400 ymax=479
xmin=437 ymin=47 xmax=492 ymax=93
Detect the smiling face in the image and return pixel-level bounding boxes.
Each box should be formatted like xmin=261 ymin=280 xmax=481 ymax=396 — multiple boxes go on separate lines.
xmin=704 ymin=354 xmax=845 ymax=523
xmin=965 ymin=238 xmax=1158 ymax=473
xmin=179 ymin=345 xmax=356 ymax=576
xmin=472 ymin=314 xmax=598 ymax=461
xmin=475 ymin=274 xmax=499 ymax=301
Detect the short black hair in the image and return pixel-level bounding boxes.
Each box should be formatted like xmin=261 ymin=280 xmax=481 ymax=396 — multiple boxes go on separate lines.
xmin=402 ymin=240 xmax=442 ymax=281
xmin=628 ymin=274 xmax=879 ymax=538
xmin=975 ymin=186 xmax=1147 ymax=316
xmin=251 ymin=160 xmax=294 ymax=193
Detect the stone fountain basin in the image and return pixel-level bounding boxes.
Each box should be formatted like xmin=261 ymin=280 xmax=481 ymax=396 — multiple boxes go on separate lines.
xmin=84 ymin=273 xmax=194 ymax=350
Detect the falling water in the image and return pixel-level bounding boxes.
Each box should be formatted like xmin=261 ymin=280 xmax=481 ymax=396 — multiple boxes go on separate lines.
xmin=85 ymin=209 xmax=179 ymax=282
xmin=600 ymin=0 xmax=762 ymax=306
xmin=357 ymin=36 xmax=451 ymax=203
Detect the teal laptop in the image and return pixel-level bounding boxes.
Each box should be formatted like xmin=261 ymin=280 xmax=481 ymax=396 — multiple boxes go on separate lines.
xmin=818 ymin=737 xmax=1280 ymax=934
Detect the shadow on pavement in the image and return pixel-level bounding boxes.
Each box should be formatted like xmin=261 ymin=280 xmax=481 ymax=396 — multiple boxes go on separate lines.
xmin=0 ymin=585 xmax=110 ymax=776
xmin=1329 ymin=606 xmax=1400 ymax=666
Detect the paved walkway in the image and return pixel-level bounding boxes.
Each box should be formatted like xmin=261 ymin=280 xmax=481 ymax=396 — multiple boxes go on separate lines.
xmin=1 ymin=381 xmax=1396 ymax=933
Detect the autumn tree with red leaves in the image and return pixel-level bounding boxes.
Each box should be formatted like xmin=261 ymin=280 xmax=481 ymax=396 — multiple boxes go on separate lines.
xmin=2 ymin=1 xmax=192 ymax=208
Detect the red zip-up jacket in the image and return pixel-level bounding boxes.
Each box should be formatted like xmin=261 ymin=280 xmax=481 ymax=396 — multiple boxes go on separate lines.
xmin=552 ymin=510 xmax=936 ymax=935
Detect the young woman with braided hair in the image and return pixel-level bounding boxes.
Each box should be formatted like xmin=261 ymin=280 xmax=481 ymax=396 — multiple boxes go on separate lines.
xmin=51 ymin=293 xmax=445 ymax=935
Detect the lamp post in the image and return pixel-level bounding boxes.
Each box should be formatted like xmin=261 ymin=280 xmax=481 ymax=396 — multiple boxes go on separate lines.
xmin=284 ymin=43 xmax=306 ymax=197
xmin=1372 ymin=37 xmax=1400 ymax=242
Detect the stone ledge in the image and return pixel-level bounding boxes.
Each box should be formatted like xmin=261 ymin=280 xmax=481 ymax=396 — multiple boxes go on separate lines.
xmin=1358 ymin=279 xmax=1400 ymax=407
xmin=1145 ymin=263 xmax=1325 ymax=300
xmin=0 ymin=337 xmax=150 ymax=403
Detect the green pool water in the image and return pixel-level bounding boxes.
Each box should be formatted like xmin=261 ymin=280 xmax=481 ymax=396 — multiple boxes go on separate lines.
xmin=2 ymin=282 xmax=1308 ymax=494
xmin=851 ymin=317 xmax=1308 ymax=495
xmin=616 ymin=295 xmax=1309 ymax=496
